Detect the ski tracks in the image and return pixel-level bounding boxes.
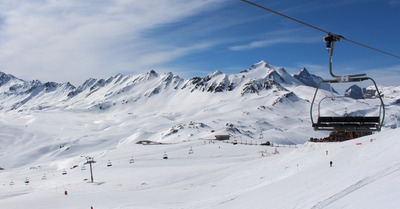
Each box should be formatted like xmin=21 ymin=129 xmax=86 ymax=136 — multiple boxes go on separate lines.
xmin=311 ymin=163 xmax=400 ymax=209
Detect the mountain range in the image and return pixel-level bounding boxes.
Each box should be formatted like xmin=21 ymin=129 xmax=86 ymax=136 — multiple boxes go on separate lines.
xmin=0 ymin=60 xmax=398 ymax=148
xmin=0 ymin=61 xmax=330 ymax=112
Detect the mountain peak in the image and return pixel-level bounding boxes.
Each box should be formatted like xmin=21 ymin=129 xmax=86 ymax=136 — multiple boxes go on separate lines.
xmin=207 ymin=70 xmax=223 ymax=78
xmin=145 ymin=70 xmax=159 ymax=80
xmin=251 ymin=60 xmax=269 ymax=69
xmin=298 ymin=67 xmax=311 ymax=76
xmin=293 ymin=68 xmax=335 ymax=92
xmin=345 ymin=84 xmax=365 ymax=99
xmin=0 ymin=71 xmax=22 ymax=87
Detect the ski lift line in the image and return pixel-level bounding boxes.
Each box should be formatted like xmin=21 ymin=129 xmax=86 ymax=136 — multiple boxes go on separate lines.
xmin=240 ymin=0 xmax=400 ymax=60
xmin=344 ymin=38 xmax=400 ymax=59
xmin=240 ymin=0 xmax=328 ymax=34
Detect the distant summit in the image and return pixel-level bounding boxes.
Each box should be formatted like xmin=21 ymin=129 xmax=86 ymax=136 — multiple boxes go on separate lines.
xmin=344 ymin=85 xmax=366 ymax=99
xmin=294 ymin=68 xmax=335 ymax=92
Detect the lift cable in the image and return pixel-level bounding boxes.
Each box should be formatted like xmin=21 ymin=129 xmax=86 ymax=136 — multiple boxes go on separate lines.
xmin=240 ymin=0 xmax=400 ymax=60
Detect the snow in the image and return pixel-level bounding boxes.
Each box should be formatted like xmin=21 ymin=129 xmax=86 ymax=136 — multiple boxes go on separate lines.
xmin=1 ymin=106 xmax=400 ymax=209
xmin=0 ymin=63 xmax=400 ymax=208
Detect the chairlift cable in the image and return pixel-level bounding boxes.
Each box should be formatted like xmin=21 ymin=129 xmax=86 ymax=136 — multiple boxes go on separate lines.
xmin=240 ymin=0 xmax=329 ymax=34
xmin=342 ymin=38 xmax=400 ymax=59
xmin=240 ymin=0 xmax=400 ymax=59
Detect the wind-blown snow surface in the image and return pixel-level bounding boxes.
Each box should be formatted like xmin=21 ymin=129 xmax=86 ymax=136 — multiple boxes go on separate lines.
xmin=1 ymin=126 xmax=400 ymax=209
xmin=1 ymin=61 xmax=400 ymax=208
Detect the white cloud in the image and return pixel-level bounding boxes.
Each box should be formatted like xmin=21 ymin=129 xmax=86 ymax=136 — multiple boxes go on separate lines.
xmin=0 ymin=0 xmax=226 ymax=85
xmin=365 ymin=64 xmax=400 ymax=87
xmin=389 ymin=0 xmax=400 ymax=6
xmin=229 ymin=36 xmax=318 ymax=51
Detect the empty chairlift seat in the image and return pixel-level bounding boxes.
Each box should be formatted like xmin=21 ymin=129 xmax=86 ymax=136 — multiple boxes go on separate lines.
xmin=310 ymin=76 xmax=385 ymax=133
xmin=313 ymin=116 xmax=381 ymax=131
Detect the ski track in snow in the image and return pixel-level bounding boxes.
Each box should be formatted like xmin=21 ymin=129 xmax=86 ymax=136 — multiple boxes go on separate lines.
xmin=312 ymin=163 xmax=400 ymax=209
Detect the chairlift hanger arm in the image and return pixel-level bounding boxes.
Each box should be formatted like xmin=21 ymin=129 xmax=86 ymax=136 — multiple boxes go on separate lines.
xmin=327 ymin=40 xmax=366 ymax=79
xmin=240 ymin=0 xmax=400 ymax=59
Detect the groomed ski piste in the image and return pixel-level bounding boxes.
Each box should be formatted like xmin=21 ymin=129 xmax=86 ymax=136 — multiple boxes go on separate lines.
xmin=1 ymin=123 xmax=399 ymax=209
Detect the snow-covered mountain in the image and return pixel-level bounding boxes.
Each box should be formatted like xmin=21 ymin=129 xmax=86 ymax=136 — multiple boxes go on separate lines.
xmin=0 ymin=61 xmax=398 ymax=141
xmin=1 ymin=61 xmax=400 ymax=209
xmin=0 ymin=61 xmax=332 ymax=112
xmin=0 ymin=61 xmax=348 ymax=148
xmin=344 ymin=84 xmax=366 ymax=99
xmin=294 ymin=67 xmax=335 ymax=93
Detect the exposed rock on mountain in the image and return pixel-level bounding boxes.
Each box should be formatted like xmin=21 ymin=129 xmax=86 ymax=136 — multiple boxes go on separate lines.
xmin=294 ymin=68 xmax=335 ymax=92
xmin=344 ymin=85 xmax=366 ymax=99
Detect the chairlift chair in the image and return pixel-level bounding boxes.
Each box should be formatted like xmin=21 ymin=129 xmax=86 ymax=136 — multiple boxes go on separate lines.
xmin=129 ymin=157 xmax=135 ymax=164
xmin=310 ymin=34 xmax=385 ymax=132
xmin=259 ymin=131 xmax=264 ymax=139
xmin=107 ymin=160 xmax=112 ymax=167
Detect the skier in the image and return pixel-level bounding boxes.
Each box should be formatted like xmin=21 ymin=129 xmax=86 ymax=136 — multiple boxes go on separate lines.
xmin=330 ymin=161 xmax=333 ymax=167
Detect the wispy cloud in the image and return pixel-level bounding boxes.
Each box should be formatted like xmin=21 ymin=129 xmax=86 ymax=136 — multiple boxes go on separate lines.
xmin=0 ymin=0 xmax=226 ymax=85
xmin=389 ymin=0 xmax=400 ymax=6
xmin=293 ymin=63 xmax=328 ymax=75
xmin=365 ymin=64 xmax=400 ymax=87
xmin=229 ymin=36 xmax=318 ymax=51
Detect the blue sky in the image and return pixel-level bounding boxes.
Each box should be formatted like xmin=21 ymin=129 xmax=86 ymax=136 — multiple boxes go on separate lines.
xmin=0 ymin=0 xmax=399 ymax=87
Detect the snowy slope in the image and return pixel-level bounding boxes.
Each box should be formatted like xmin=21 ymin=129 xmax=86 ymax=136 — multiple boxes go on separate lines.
xmin=0 ymin=122 xmax=399 ymax=209
xmin=0 ymin=61 xmax=399 ymax=208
